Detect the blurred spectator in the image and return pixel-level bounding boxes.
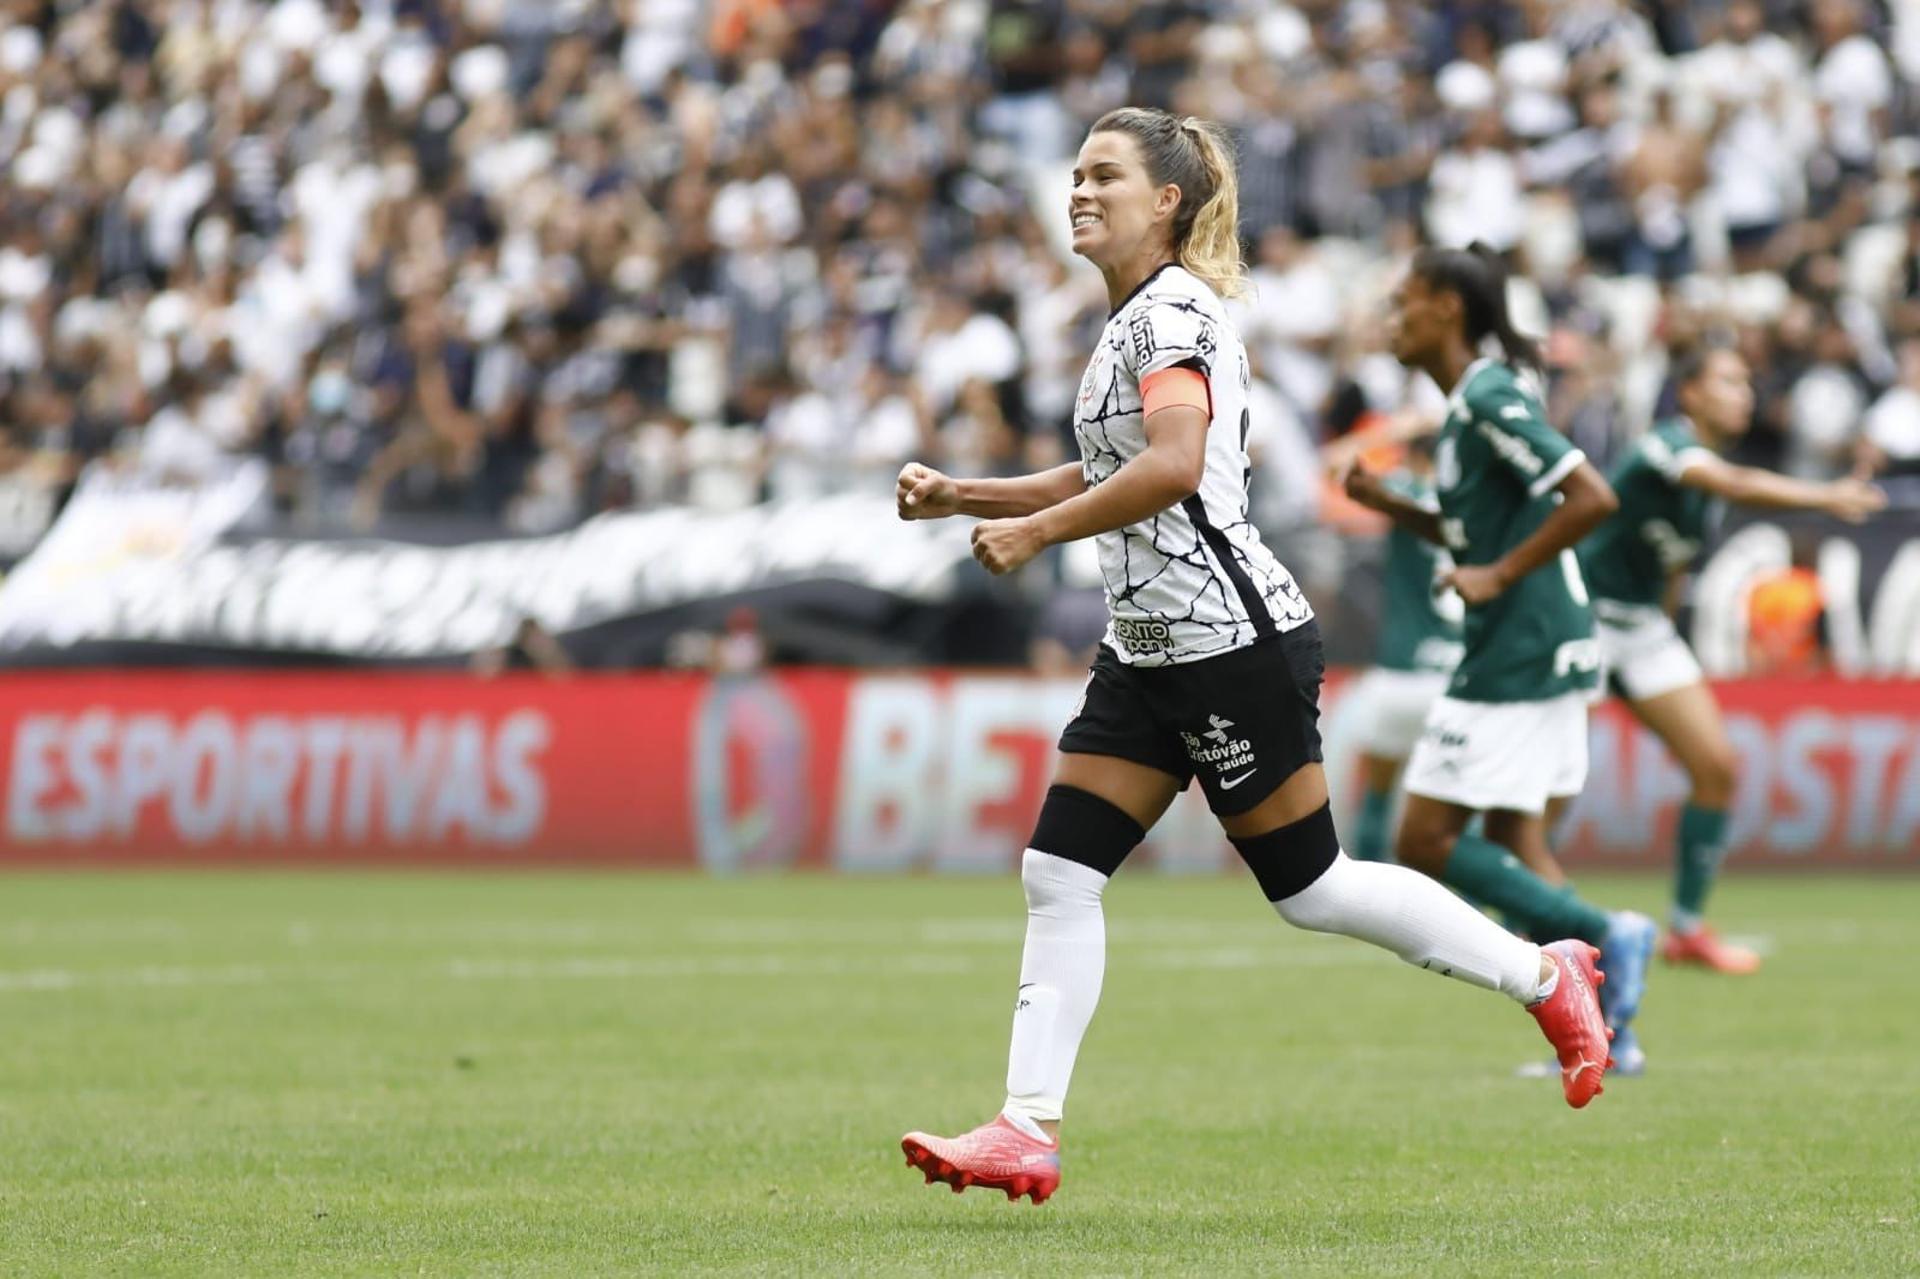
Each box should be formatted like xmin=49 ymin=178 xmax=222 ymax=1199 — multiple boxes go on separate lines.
xmin=1426 ymin=109 xmax=1524 ymax=254
xmin=1687 ymin=0 xmax=1808 ymax=273
xmin=1524 ymin=76 xmax=1633 ymax=274
xmin=1893 ymin=208 xmax=1920 ymax=339
xmin=982 ymin=0 xmax=1073 ymax=160
xmin=471 ymin=616 xmax=576 ymax=679
xmin=844 ymin=364 xmax=926 ymax=492
xmin=1234 ymin=227 xmax=1342 ymax=419
xmin=1786 ymin=320 xmax=1870 ymax=478
xmin=1809 ymin=0 xmax=1893 ymax=201
xmin=713 ymin=605 xmax=769 ymax=676
xmin=1858 ymin=337 xmax=1920 ymax=478
xmin=1620 ymin=87 xmax=1706 ymax=280
xmin=0 ymin=0 xmax=1907 ymax=579
xmin=666 ymin=604 xmax=769 ymax=673
xmin=1545 ymin=328 xmax=1627 ymax=469
xmin=0 ymin=422 xmax=60 ymax=564
xmin=762 ymin=364 xmax=843 ymax=501
xmin=907 ymin=287 xmax=1021 ymax=420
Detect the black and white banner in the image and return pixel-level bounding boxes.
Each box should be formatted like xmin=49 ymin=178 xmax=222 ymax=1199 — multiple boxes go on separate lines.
xmin=0 ymin=474 xmax=979 ymax=662
xmin=5 ymin=469 xmax=1916 ymax=673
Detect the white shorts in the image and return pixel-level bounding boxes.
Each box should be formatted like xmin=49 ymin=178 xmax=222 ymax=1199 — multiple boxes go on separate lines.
xmin=1351 ymin=668 xmax=1453 ymax=761
xmin=1596 ymin=606 xmax=1704 ymax=702
xmin=1402 ymin=692 xmax=1590 ymax=816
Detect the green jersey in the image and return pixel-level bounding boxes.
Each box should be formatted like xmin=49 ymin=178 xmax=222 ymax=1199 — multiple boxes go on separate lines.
xmin=1432 ymin=359 xmax=1600 ymax=702
xmin=1376 ymin=471 xmax=1465 ymax=673
xmin=1579 ymin=416 xmax=1717 ymax=612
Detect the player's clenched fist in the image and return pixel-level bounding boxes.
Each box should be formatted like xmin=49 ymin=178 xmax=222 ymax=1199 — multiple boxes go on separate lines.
xmin=971 ymin=518 xmax=1046 ymax=575
xmin=896 ymin=463 xmax=961 ymax=520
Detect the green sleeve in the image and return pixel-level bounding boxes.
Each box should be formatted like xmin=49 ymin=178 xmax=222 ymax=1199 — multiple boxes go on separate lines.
xmin=1638 ymin=425 xmax=1714 ymax=484
xmin=1464 ymin=377 xmax=1585 ymax=498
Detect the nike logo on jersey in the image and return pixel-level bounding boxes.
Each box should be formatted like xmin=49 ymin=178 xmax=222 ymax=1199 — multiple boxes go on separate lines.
xmin=1219 ymin=769 xmax=1257 ymax=791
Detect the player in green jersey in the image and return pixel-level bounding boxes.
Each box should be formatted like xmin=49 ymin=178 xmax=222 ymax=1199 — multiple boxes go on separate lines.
xmin=1580 ymin=344 xmax=1884 ymax=973
xmin=1345 ymin=243 xmax=1659 ymax=1071
xmin=1346 ymin=437 xmax=1464 ymax=864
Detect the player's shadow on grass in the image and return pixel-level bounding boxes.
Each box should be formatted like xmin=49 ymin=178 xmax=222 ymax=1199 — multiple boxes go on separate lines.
xmin=889 ymin=1204 xmax=1469 ymax=1271
xmin=890 ymin=1202 xmax=1288 ymax=1240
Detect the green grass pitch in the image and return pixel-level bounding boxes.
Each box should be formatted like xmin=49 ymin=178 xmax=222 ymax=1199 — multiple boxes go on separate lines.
xmin=1 ymin=870 xmax=1916 ymax=1276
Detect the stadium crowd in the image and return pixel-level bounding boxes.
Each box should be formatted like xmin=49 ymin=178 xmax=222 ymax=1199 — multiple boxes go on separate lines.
xmin=0 ymin=0 xmax=1917 ymax=568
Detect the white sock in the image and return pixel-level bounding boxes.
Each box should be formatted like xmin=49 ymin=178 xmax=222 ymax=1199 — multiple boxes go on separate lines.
xmin=999 ymin=1109 xmax=1050 ymax=1142
xmin=1002 ymin=850 xmax=1108 ymax=1126
xmin=1272 ymin=852 xmax=1544 ymax=1004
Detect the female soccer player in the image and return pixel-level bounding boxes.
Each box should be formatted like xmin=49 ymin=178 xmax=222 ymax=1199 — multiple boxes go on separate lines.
xmin=1580 ymin=344 xmax=1884 ymax=972
xmin=1340 ymin=436 xmax=1464 ymax=864
xmin=893 ymin=112 xmax=1615 ymax=1207
xmin=1343 ymin=244 xmax=1658 ymax=1071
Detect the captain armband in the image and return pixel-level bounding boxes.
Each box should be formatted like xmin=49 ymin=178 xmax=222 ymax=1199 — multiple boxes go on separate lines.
xmin=1139 ymin=367 xmax=1211 ymax=419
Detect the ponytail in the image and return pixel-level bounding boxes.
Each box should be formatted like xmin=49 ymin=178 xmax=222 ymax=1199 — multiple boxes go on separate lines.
xmin=1410 ymin=241 xmax=1542 ymax=372
xmin=1088 ymin=108 xmax=1248 ymax=299
xmin=1175 ymin=118 xmax=1248 ymax=300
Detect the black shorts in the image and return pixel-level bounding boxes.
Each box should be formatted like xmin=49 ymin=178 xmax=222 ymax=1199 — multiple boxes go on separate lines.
xmin=1058 ymin=621 xmax=1325 ymax=817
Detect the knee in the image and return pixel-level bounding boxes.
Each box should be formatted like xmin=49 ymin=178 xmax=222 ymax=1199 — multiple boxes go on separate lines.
xmin=1231 ymin=804 xmax=1341 ymax=904
xmin=1022 ymin=848 xmax=1107 ymax=913
xmin=1027 ymin=784 xmax=1144 ymax=890
xmin=1272 ymin=854 xmax=1349 ymax=931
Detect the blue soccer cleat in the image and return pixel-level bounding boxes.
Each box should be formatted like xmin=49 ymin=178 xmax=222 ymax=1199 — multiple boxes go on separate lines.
xmin=1610 ymin=1023 xmax=1647 ymax=1077
xmin=1599 ymin=910 xmax=1656 ymax=1030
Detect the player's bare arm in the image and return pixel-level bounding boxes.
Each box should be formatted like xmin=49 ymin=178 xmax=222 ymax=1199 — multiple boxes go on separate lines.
xmin=1677 ymin=456 xmax=1886 ymax=523
xmin=896 ymin=461 xmax=1086 ymax=522
xmin=1319 ymin=407 xmax=1442 ymax=473
xmin=972 ymin=405 xmax=1207 ymax=576
xmin=1340 ymin=458 xmax=1446 ymax=546
xmin=1445 ymin=461 xmax=1617 ymax=606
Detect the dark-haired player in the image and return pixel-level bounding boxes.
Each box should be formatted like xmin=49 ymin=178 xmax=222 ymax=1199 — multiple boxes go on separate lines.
xmin=1345 ymin=243 xmax=1656 ymax=1073
xmin=893 ymin=118 xmax=1616 ymax=1206
xmin=1580 ymin=345 xmax=1884 ymax=973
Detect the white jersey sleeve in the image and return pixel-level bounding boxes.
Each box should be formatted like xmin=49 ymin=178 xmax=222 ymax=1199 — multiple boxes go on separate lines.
xmin=1126 ymin=289 xmax=1221 ymax=380
xmin=1074 ymin=266 xmax=1313 ymax=666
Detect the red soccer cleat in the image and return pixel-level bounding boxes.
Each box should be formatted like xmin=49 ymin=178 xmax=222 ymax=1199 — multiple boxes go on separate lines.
xmin=1661 ymin=926 xmax=1761 ymax=974
xmin=1526 ymin=940 xmax=1615 ymax=1109
xmin=901 ymin=1115 xmax=1062 ymax=1205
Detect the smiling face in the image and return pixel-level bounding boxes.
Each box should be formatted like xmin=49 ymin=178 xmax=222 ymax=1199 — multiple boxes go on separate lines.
xmin=1680 ymin=349 xmax=1755 ymax=439
xmin=1068 ymin=130 xmax=1181 ymax=269
xmin=1386 ymin=270 xmax=1458 ymax=367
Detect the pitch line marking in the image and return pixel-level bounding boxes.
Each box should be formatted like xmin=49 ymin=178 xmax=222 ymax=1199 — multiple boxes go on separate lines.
xmin=0 ymin=944 xmax=1376 ymax=996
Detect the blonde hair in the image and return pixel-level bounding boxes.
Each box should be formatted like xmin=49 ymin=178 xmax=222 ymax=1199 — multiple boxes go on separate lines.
xmin=1088 ymin=108 xmax=1248 ymax=299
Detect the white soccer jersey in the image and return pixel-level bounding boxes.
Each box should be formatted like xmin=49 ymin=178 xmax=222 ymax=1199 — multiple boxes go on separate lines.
xmin=1072 ymin=264 xmax=1313 ymax=666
